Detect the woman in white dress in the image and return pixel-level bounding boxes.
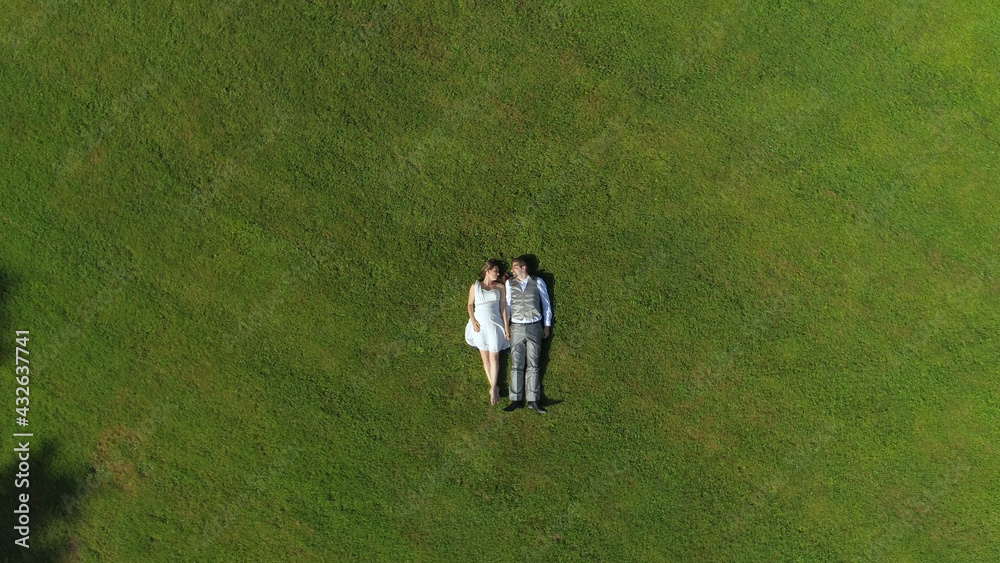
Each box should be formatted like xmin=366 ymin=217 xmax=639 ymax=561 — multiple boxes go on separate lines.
xmin=466 ymin=259 xmax=511 ymax=405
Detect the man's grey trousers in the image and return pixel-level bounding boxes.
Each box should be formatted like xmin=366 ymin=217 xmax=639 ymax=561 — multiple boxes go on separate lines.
xmin=509 ymin=321 xmax=542 ymax=402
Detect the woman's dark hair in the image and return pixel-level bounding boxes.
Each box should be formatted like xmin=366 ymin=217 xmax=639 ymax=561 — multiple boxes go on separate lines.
xmin=478 ymin=259 xmax=506 ymax=282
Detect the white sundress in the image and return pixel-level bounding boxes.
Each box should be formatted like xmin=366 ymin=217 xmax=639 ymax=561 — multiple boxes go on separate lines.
xmin=464 ymin=281 xmax=510 ymax=352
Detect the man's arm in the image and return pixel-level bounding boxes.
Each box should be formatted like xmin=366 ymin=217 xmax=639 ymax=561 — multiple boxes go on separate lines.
xmin=500 ymin=283 xmax=510 ymax=340
xmin=505 ymin=278 xmax=512 ymax=321
xmin=536 ymin=277 xmax=553 ymax=338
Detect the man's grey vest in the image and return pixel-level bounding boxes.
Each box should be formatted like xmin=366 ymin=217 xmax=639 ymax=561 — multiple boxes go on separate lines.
xmin=510 ymin=277 xmax=541 ymax=322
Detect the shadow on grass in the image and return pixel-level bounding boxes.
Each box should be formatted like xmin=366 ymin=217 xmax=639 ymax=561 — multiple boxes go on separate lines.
xmin=0 ymin=269 xmax=86 ymax=559
xmin=498 ymin=349 xmax=510 ymax=400
xmin=0 ymin=439 xmax=85 ymax=561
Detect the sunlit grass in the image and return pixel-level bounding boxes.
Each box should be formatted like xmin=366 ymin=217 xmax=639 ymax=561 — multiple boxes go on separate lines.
xmin=2 ymin=0 xmax=1000 ymax=559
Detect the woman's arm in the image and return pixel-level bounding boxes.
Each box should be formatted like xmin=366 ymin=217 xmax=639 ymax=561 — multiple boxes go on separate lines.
xmin=468 ymin=283 xmax=480 ymax=332
xmin=500 ymin=284 xmax=509 ymax=340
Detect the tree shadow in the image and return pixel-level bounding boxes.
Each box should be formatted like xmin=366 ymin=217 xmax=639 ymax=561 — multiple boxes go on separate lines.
xmin=0 ymin=438 xmax=86 ymax=561
xmin=0 ymin=269 xmax=87 ymax=560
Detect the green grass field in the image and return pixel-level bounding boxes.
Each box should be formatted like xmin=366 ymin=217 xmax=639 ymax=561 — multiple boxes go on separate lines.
xmin=4 ymin=0 xmax=1000 ymax=559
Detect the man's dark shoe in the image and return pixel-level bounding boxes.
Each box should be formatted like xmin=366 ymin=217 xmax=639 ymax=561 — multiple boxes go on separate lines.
xmin=504 ymin=401 xmax=524 ymax=412
xmin=527 ymin=401 xmax=547 ymax=414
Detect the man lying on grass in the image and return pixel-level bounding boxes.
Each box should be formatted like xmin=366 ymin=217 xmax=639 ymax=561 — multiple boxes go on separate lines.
xmin=503 ymin=255 xmax=552 ymax=414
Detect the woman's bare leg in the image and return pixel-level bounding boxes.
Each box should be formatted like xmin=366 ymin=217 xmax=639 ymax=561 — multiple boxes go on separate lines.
xmin=488 ymin=351 xmax=500 ymax=404
xmin=479 ymin=349 xmax=493 ymax=403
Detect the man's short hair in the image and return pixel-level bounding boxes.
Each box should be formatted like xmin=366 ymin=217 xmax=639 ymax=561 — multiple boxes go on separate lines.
xmin=512 ymin=255 xmax=531 ymax=272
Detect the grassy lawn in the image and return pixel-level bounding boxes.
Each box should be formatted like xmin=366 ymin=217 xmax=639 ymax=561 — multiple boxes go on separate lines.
xmin=3 ymin=0 xmax=1000 ymax=559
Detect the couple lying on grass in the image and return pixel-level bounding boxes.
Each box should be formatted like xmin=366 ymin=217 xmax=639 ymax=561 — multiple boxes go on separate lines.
xmin=465 ymin=255 xmax=552 ymax=412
